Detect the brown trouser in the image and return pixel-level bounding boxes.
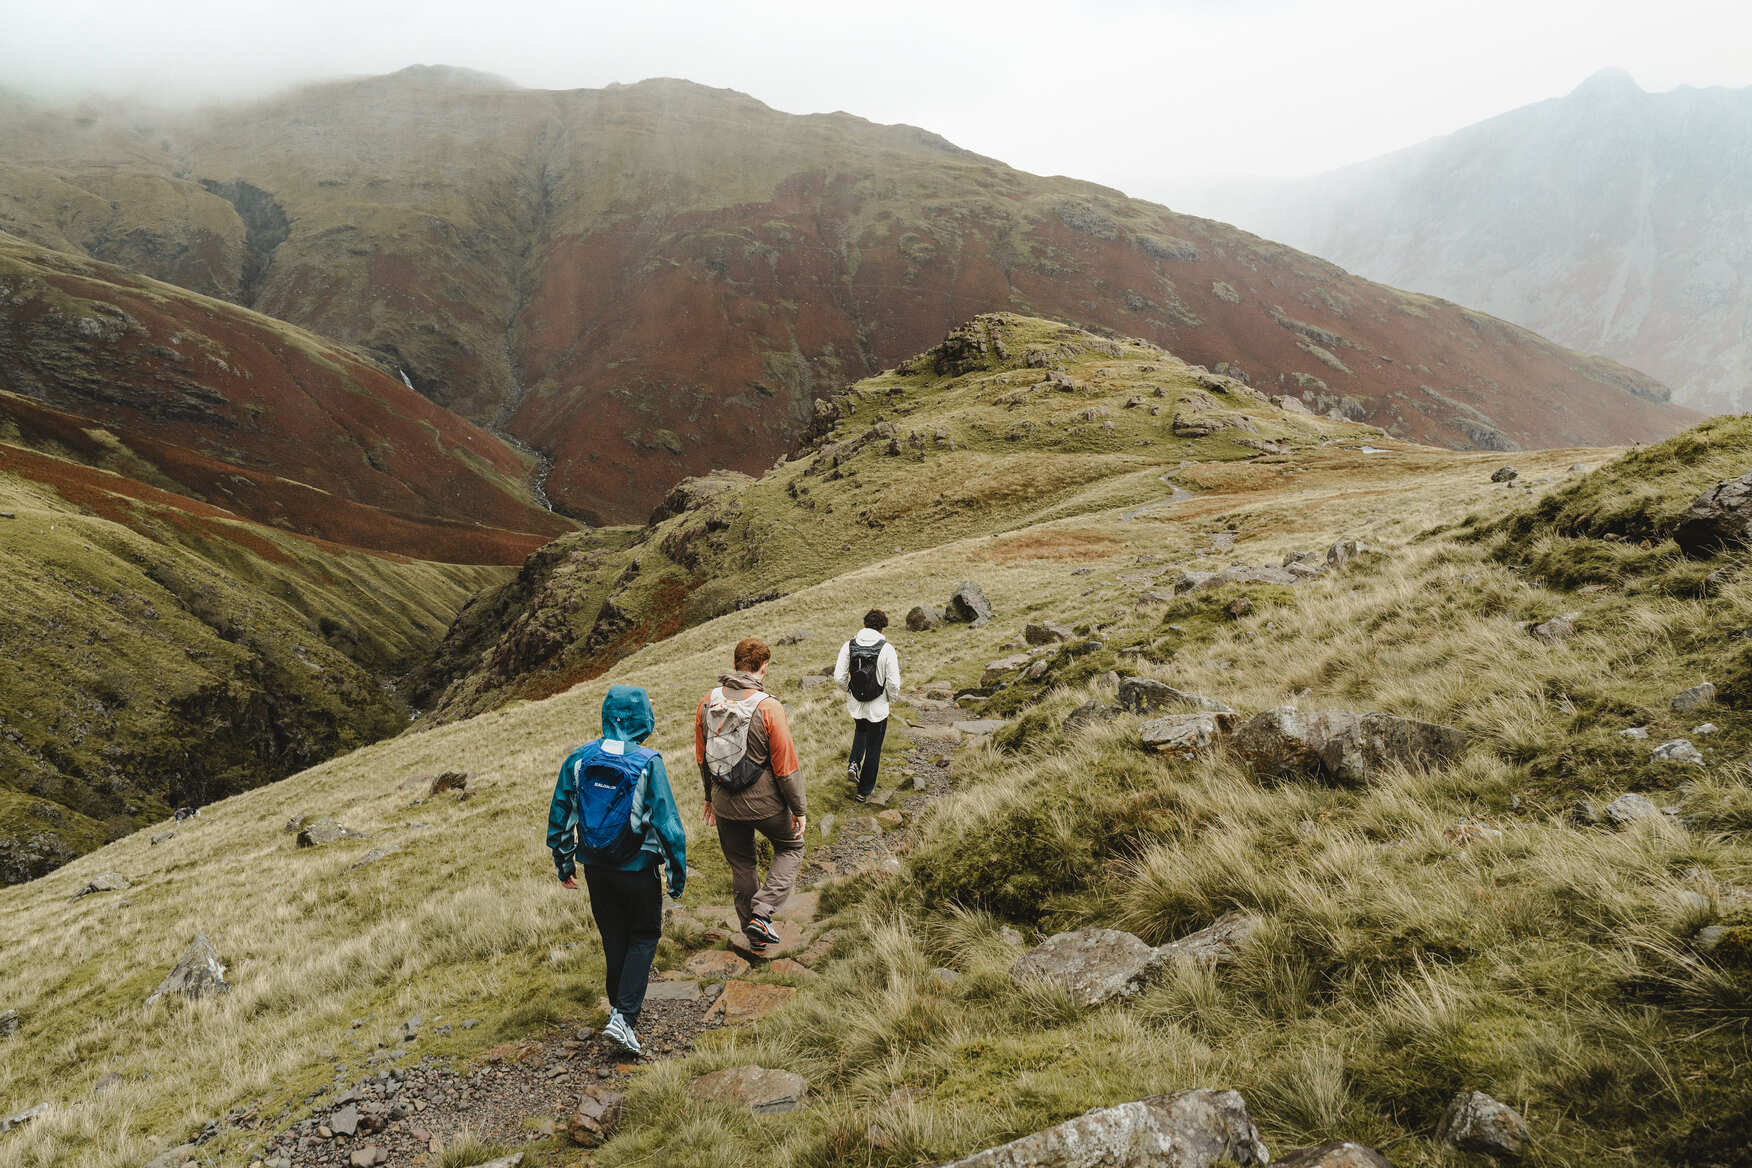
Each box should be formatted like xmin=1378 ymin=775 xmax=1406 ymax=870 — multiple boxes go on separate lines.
xmin=716 ymin=810 xmax=805 ymax=926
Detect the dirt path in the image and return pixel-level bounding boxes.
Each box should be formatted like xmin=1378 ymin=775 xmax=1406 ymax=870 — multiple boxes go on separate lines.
xmin=237 ymin=687 xmax=995 ymax=1168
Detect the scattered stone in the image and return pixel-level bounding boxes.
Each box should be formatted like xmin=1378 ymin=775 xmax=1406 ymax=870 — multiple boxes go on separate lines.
xmin=150 ymin=832 xmax=175 ymax=846
xmin=0 ymin=1010 xmax=17 ymax=1038
xmin=1490 ymin=465 xmax=1519 ymax=483
xmin=775 ymin=629 xmax=809 ymax=646
xmin=687 ymin=1066 xmax=808 ymax=1114
xmin=769 ymin=959 xmax=815 ymax=978
xmin=73 ymin=872 xmax=130 ymax=898
xmin=983 ymin=654 xmax=1033 ymax=684
xmin=1231 ymin=708 xmax=1468 ymax=784
xmin=906 ymin=605 xmax=944 ymax=631
xmin=704 ymin=981 xmax=797 ymax=1025
xmin=567 ymin=1083 xmax=625 ymax=1147
xmin=1606 ymin=793 xmax=1661 ymax=826
xmin=1227 ymin=596 xmax=1254 ymax=617
xmin=295 ymin=818 xmax=353 ymax=848
xmin=945 ymin=581 xmax=995 ymax=626
xmin=1272 ymin=1143 xmax=1395 ymax=1168
xmin=1024 ymin=621 xmax=1073 ymax=645
xmin=1671 ymin=683 xmax=1716 ymax=712
xmin=1444 ymin=820 xmax=1504 ymax=847
xmin=1567 ymin=800 xmax=1601 ymax=826
xmin=1652 ymin=739 xmax=1705 ymax=765
xmin=349 ymin=1146 xmax=385 ymax=1167
xmin=92 ymin=1072 xmax=122 ymax=1094
xmin=643 ymin=979 xmax=703 ymax=1002
xmin=142 ymin=1144 xmax=200 ymax=1168
xmin=1437 ymin=1090 xmax=1530 ymax=1159
xmin=1693 ymin=722 xmax=1719 ymax=736
xmin=1011 ymin=927 xmax=1163 ymax=1007
xmin=1140 ymin=712 xmax=1232 ymax=758
xmin=876 ymin=809 xmax=904 ymax=826
xmin=1528 ymin=613 xmax=1578 ymax=643
xmin=0 ymin=1102 xmax=48 ymax=1134
xmin=351 ymin=845 xmax=400 ymax=869
xmin=462 ymin=1157 xmax=523 ymax=1168
xmin=1673 ymin=471 xmax=1752 ymax=557
xmin=928 ymin=967 xmax=962 ymax=988
xmin=685 ymin=950 xmax=752 ymax=979
xmin=1326 ymin=539 xmax=1367 ymax=568
xmin=942 ymin=1088 xmax=1269 ymax=1167
xmin=428 ymin=772 xmax=470 ymax=797
xmin=146 ymin=934 xmax=231 ymax=1004
xmin=1617 ymin=726 xmax=1649 ymax=740
xmin=329 ymin=1104 xmax=360 ymax=1136
xmin=953 ymin=719 xmax=1009 ymax=736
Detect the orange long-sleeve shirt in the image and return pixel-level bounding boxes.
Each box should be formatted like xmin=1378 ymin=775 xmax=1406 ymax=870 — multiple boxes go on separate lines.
xmin=695 ymin=684 xmax=804 ymax=818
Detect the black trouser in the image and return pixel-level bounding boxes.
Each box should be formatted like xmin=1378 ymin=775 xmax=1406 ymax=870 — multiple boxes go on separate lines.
xmin=849 ymin=716 xmax=888 ymax=797
xmin=582 ymin=863 xmax=662 ymax=1028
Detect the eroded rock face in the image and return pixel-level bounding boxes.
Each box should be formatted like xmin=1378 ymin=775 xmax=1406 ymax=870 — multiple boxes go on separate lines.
xmin=1437 ymin=1090 xmax=1530 ymax=1159
xmin=1670 ymin=682 xmax=1717 ymax=712
xmin=1011 ymin=928 xmax=1163 ymax=1007
xmin=1140 ymin=713 xmax=1233 ymax=758
xmin=1157 ymin=911 xmax=1259 ymax=967
xmin=1231 ymin=708 xmax=1467 ymax=784
xmin=1119 ymin=677 xmax=1235 ymax=715
xmin=687 ymin=1066 xmax=808 ymax=1114
xmin=1673 ymin=472 xmax=1752 ymax=557
xmin=1605 ymin=793 xmax=1661 ymax=825
xmin=942 ymin=1089 xmax=1269 ymax=1167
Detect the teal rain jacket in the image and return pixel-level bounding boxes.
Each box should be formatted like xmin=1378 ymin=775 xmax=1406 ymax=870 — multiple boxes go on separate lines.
xmin=547 ymin=685 xmax=687 ymax=896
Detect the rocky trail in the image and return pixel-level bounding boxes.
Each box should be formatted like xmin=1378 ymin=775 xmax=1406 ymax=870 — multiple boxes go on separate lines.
xmin=212 ymin=686 xmax=1001 ymax=1168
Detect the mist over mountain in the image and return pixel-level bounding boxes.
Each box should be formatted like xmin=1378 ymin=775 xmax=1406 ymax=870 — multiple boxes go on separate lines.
xmin=0 ymin=67 xmax=1694 ymax=522
xmin=1198 ymin=69 xmax=1752 ymax=412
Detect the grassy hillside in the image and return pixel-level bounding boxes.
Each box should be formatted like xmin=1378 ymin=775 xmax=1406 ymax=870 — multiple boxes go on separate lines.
xmin=0 ymin=452 xmax=513 ymax=882
xmin=0 ymin=71 xmax=1695 ymax=521
xmin=411 ymin=314 xmax=1357 ymax=720
xmin=1 ymin=330 xmax=1747 ymax=1168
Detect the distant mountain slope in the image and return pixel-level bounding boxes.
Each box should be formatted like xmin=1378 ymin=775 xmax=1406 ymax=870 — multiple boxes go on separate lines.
xmin=0 ymin=234 xmax=570 ymax=558
xmin=0 ymin=69 xmax=1697 ymax=521
xmin=1210 ymin=70 xmax=1752 ymax=413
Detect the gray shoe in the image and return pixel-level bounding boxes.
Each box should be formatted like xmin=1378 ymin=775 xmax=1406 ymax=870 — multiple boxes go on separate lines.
xmin=603 ymin=1010 xmax=642 ymax=1056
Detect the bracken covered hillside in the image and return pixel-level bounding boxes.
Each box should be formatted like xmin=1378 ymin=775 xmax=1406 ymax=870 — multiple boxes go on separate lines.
xmin=0 ymin=69 xmax=1698 ymax=520
xmin=1 ymin=317 xmax=1746 ymax=1168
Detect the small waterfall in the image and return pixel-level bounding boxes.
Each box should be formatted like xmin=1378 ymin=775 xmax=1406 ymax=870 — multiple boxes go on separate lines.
xmin=399 ymin=368 xmax=415 ymax=390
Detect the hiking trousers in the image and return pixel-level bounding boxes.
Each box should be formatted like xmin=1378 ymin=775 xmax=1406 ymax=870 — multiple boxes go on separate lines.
xmin=716 ymin=810 xmax=805 ymax=926
xmin=582 ymin=863 xmax=662 ymax=1028
xmin=849 ymin=717 xmax=888 ymax=798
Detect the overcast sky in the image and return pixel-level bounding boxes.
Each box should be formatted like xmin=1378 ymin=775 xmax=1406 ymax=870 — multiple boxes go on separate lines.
xmin=3 ymin=0 xmax=1748 ymax=207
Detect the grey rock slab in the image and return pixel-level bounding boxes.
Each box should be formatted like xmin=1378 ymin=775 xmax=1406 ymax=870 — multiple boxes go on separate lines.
xmin=146 ymin=934 xmax=231 ymax=1004
xmin=1693 ymin=722 xmax=1720 ymax=735
xmin=1011 ymin=927 xmax=1163 ymax=1007
xmin=1529 ymin=614 xmax=1577 ymax=643
xmin=1605 ymin=794 xmax=1661 ymax=826
xmin=73 ymin=872 xmax=130 ymax=898
xmin=1023 ymin=622 xmax=1073 ymax=645
xmin=1326 ymin=539 xmax=1368 ymax=567
xmin=1157 ymin=911 xmax=1259 ymax=967
xmin=1232 ymin=708 xmax=1468 ymax=784
xmin=0 ymin=1102 xmax=48 ymax=1134
xmin=295 ymin=818 xmax=352 ymax=847
xmin=1118 ymin=678 xmax=1235 ymax=715
xmin=1490 ymin=465 xmax=1519 ymax=483
xmin=906 ymin=605 xmax=944 ymax=631
xmin=982 ymin=655 xmax=1033 ymax=684
xmin=1617 ymin=726 xmax=1649 ymax=740
xmin=1652 ymin=739 xmax=1704 ymax=765
xmin=329 ymin=1103 xmax=360 ymax=1136
xmin=1140 ymin=713 xmax=1231 ymax=758
xmin=644 ymin=979 xmax=704 ymax=1003
xmin=0 ymin=1009 xmax=17 ymax=1038
xmin=1272 ymin=1143 xmax=1395 ymax=1168
xmin=954 ymin=720 xmax=1009 ymax=736
xmin=1670 ymin=682 xmax=1717 ymax=712
xmin=941 ymin=1088 xmax=1269 ymax=1167
xmin=687 ymin=1066 xmax=808 ymax=1114
xmin=1437 ymin=1090 xmax=1530 ymax=1159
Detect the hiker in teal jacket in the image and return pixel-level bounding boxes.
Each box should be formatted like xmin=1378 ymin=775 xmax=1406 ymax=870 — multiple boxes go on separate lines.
xmin=548 ymin=685 xmax=687 ymax=1057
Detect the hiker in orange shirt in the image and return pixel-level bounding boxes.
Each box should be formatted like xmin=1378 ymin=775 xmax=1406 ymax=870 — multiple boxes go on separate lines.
xmin=695 ymin=637 xmax=806 ymax=955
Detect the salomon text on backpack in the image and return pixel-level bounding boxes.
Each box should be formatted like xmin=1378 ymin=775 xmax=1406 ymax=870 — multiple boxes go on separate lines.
xmin=847 ymin=637 xmax=886 ymax=702
xmin=570 ymin=739 xmax=657 ymax=865
xmin=703 ymin=687 xmax=769 ymax=792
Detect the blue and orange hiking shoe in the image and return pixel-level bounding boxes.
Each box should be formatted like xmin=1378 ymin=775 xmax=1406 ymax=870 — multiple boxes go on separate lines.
xmin=744 ymin=915 xmax=781 ymax=954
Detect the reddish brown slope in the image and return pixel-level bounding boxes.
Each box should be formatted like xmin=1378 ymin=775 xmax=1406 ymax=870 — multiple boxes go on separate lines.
xmin=0 ymin=234 xmax=570 ymax=559
xmin=0 ymin=72 xmax=1700 ymax=521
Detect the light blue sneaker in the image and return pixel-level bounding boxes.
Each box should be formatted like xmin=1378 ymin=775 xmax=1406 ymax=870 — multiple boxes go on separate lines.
xmin=604 ymin=1009 xmax=642 ymax=1056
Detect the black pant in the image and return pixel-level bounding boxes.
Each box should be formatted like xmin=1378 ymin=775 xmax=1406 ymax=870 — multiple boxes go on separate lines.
xmin=849 ymin=716 xmax=888 ymax=797
xmin=582 ymin=863 xmax=662 ymax=1028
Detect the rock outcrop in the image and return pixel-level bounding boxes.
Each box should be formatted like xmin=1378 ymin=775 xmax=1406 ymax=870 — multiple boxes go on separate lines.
xmin=146 ymin=935 xmax=231 ymax=1004
xmin=1437 ymin=1090 xmax=1530 ymax=1159
xmin=942 ymin=1089 xmax=1269 ymax=1167
xmin=687 ymin=1066 xmax=808 ymax=1114
xmin=1230 ymin=708 xmax=1468 ymax=784
xmin=1673 ymin=472 xmax=1752 ymax=556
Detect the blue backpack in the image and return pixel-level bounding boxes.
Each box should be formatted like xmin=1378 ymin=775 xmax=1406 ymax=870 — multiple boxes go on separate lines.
xmin=568 ymin=739 xmax=658 ymax=866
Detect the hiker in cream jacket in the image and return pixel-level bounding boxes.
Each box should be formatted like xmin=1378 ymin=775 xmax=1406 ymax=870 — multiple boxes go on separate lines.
xmin=833 ymin=610 xmax=902 ymax=802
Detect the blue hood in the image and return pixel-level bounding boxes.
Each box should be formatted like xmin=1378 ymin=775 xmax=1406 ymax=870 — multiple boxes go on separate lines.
xmin=601 ymin=685 xmax=656 ymax=744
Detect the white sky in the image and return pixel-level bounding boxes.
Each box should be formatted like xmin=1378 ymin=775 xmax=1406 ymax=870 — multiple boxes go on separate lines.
xmin=2 ymin=0 xmax=1748 ymax=206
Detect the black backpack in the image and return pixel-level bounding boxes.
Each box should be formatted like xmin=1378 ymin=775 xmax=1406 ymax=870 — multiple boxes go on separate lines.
xmin=847 ymin=637 xmax=886 ymax=702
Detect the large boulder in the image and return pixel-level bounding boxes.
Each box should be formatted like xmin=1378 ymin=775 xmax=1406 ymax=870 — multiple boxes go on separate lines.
xmin=687 ymin=1066 xmax=808 ymax=1114
xmin=295 ymin=818 xmax=354 ymax=847
xmin=1231 ymin=708 xmax=1467 ymax=784
xmin=1024 ymin=622 xmax=1074 ymax=645
xmin=1011 ymin=928 xmax=1163 ymax=1007
xmin=946 ymin=582 xmax=995 ymax=626
xmin=1273 ymin=1143 xmax=1395 ymax=1167
xmin=942 ymin=1089 xmax=1269 ymax=1167
xmin=1672 ymin=471 xmax=1752 ymax=557
xmin=146 ymin=934 xmax=231 ymax=1004
xmin=1604 ymin=793 xmax=1661 ymax=826
xmin=1436 ymin=1090 xmax=1530 ymax=1159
